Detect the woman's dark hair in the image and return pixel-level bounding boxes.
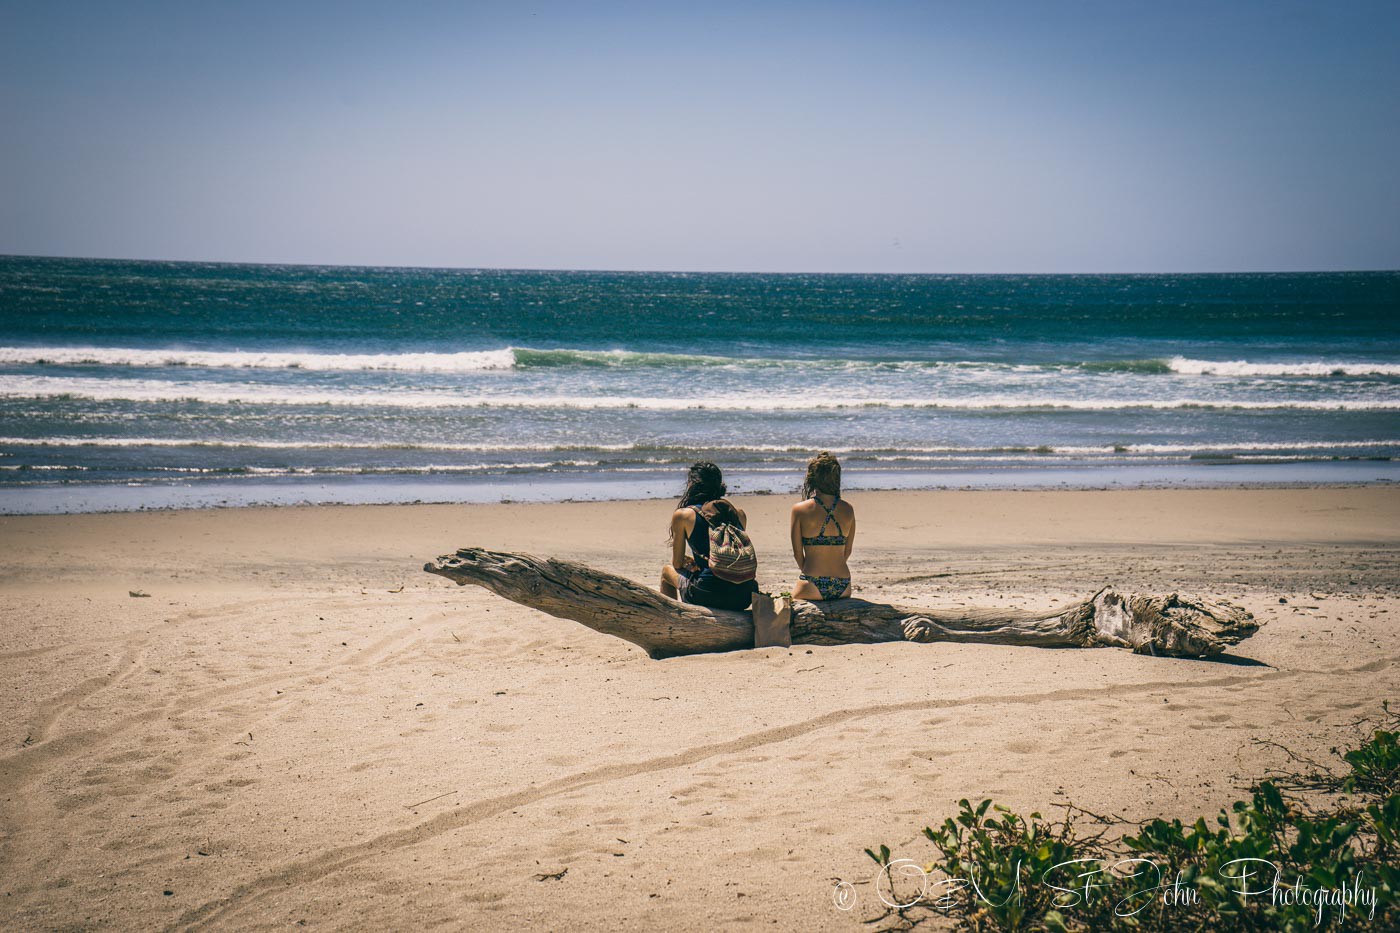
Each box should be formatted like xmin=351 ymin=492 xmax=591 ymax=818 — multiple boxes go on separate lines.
xmin=670 ymin=462 xmax=727 ymax=542
xmin=801 ymin=451 xmax=841 ymax=499
xmin=679 ymin=461 xmax=726 ymax=508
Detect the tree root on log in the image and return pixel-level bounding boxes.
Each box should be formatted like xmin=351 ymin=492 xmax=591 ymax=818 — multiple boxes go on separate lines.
xmin=423 ymin=547 xmax=1260 ymax=660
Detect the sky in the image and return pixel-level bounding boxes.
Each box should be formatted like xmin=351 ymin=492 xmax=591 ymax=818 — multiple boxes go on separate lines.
xmin=1 ymin=1 xmax=1398 ymax=273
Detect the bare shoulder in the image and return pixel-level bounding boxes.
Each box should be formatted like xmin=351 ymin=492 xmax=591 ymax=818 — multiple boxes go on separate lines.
xmin=837 ymin=497 xmax=856 ymax=518
xmin=671 ymin=507 xmax=695 ymax=527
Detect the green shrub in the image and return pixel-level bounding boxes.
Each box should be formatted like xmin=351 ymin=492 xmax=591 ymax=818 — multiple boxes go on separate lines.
xmin=861 ymin=713 xmax=1400 ymax=931
xmin=1343 ymin=729 xmax=1399 ymax=797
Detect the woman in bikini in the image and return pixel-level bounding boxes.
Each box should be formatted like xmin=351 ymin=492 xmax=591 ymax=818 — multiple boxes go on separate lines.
xmin=660 ymin=461 xmax=760 ymax=611
xmin=790 ymin=451 xmax=855 ymax=601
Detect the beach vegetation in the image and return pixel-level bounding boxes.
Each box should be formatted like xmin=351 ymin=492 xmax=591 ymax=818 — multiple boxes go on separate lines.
xmin=861 ymin=705 xmax=1399 ymax=930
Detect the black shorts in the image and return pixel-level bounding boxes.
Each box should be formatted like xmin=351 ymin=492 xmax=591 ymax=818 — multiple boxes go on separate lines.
xmin=678 ymin=569 xmax=759 ymax=612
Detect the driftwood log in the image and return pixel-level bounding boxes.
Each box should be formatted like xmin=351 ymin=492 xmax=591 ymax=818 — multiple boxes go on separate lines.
xmin=424 ymin=547 xmax=1260 ymax=660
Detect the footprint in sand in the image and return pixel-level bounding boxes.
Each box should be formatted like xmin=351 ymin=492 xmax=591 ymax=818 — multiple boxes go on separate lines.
xmin=134 ymin=762 xmax=177 ymax=781
xmin=56 ymin=789 xmax=106 ymax=811
xmin=77 ymin=769 xmax=111 ymax=787
xmin=461 ymin=890 xmax=508 ymax=905
xmin=672 ymin=778 xmax=716 ymax=795
xmin=202 ymin=776 xmax=257 ymax=792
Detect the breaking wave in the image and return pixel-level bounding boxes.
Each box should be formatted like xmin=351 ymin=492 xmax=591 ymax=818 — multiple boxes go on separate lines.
xmin=4 ymin=346 xmax=1398 ymax=377
xmin=1 ymin=376 xmax=1396 ymax=411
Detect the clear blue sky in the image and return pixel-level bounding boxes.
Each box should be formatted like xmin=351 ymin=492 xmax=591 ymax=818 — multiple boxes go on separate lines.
xmin=2 ymin=1 xmax=1397 ymax=272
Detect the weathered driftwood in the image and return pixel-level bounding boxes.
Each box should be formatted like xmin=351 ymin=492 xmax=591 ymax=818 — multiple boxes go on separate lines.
xmin=423 ymin=547 xmax=1260 ymax=660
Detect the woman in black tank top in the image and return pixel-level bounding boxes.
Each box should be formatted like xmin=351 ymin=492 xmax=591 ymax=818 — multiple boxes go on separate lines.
xmin=659 ymin=462 xmax=759 ymax=611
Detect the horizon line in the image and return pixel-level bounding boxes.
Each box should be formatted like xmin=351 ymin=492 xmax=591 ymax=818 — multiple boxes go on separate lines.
xmin=2 ymin=251 xmax=1398 ymax=278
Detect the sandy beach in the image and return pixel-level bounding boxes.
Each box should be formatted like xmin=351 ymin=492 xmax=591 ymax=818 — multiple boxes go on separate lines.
xmin=1 ymin=485 xmax=1397 ymax=930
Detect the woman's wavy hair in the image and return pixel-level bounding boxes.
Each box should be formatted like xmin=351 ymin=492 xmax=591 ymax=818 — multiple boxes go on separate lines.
xmin=670 ymin=461 xmax=727 ymax=541
xmin=679 ymin=461 xmax=726 ymax=508
xmin=801 ymin=451 xmax=841 ymax=499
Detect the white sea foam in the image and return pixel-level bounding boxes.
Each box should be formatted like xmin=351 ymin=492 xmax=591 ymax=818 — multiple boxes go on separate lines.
xmin=2 ymin=437 xmax=1396 ymax=454
xmin=0 ymin=436 xmax=644 ymax=451
xmin=1104 ymin=440 xmax=1399 ymax=453
xmin=0 ymin=345 xmax=745 ymax=372
xmin=1167 ymin=357 xmax=1400 ymax=377
xmin=1 ymin=376 xmax=1397 ymax=411
xmin=237 ymin=463 xmax=577 ymax=474
xmin=0 ymin=344 xmax=958 ymax=372
xmin=1 ymin=463 xmax=590 ymax=477
xmin=6 ymin=345 xmax=1398 ymax=377
xmin=0 ymin=346 xmax=519 ymax=372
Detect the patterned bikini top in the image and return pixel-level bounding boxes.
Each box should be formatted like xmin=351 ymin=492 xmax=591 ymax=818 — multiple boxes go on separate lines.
xmin=801 ymin=495 xmax=847 ymax=547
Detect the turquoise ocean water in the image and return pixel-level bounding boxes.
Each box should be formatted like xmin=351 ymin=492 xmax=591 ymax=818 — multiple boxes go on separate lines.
xmin=1 ymin=256 xmax=1397 ymax=512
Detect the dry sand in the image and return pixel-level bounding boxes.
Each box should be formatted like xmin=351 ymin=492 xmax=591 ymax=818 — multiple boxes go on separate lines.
xmin=1 ymin=486 xmax=1397 ymax=930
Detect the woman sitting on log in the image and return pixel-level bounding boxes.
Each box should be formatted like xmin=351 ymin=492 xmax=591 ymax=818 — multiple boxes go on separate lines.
xmin=789 ymin=451 xmax=856 ymax=600
xmin=660 ymin=462 xmax=761 ymax=611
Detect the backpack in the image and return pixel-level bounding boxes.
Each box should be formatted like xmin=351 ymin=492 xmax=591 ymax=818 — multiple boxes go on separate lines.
xmin=699 ymin=501 xmax=758 ymax=583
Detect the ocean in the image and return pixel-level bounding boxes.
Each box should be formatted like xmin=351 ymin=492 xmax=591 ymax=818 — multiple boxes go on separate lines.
xmin=1 ymin=256 xmax=1397 ymax=513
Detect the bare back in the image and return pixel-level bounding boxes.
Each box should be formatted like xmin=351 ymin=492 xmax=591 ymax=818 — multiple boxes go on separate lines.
xmin=789 ymin=494 xmax=856 ymax=578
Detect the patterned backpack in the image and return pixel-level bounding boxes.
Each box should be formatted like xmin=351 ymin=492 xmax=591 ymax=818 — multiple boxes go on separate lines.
xmin=699 ymin=500 xmax=758 ymax=583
